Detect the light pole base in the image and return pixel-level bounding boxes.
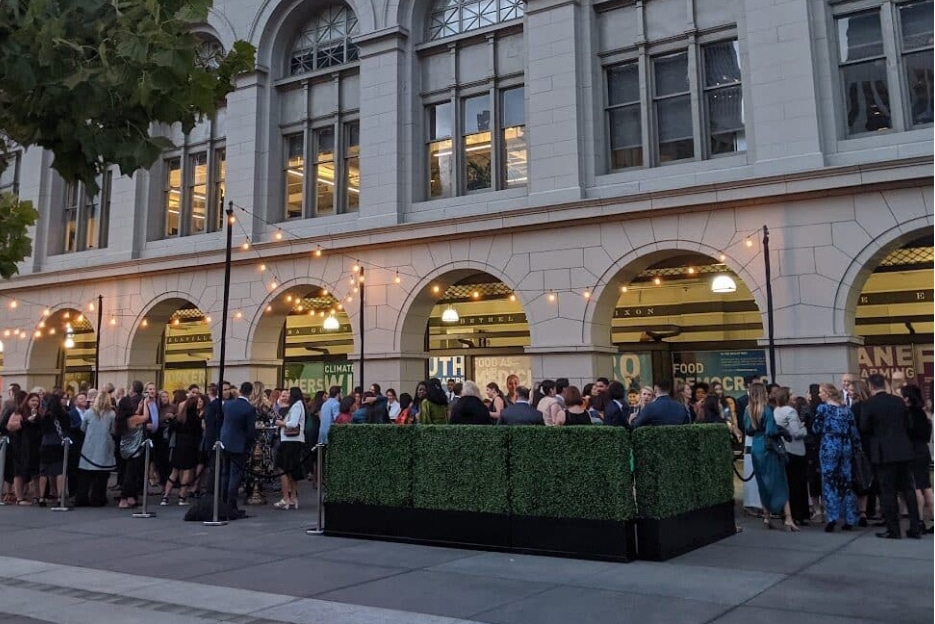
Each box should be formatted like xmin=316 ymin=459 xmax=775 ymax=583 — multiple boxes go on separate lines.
xmin=132 ymin=511 xmax=156 ymax=518
xmin=202 ymin=520 xmax=228 ymax=527
xmin=50 ymin=507 xmax=72 ymax=512
xmin=306 ymin=528 xmax=325 ymax=535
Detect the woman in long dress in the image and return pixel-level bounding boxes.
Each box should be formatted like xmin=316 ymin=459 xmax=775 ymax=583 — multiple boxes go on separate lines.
xmin=745 ymin=383 xmax=799 ymax=531
xmin=813 ymin=383 xmax=861 ymax=532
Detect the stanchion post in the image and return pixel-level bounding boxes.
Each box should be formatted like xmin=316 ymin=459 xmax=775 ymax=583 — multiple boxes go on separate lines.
xmin=204 ymin=440 xmax=227 ymax=526
xmin=306 ymin=444 xmax=325 ymax=535
xmin=0 ymin=436 xmax=8 ymax=506
xmin=51 ymin=437 xmax=73 ymax=512
xmin=132 ymin=440 xmax=156 ymax=518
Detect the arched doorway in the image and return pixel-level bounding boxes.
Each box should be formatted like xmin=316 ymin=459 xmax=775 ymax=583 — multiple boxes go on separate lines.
xmin=253 ymin=286 xmax=355 ymax=395
xmin=400 ymin=270 xmax=532 ymax=392
xmin=129 ymin=298 xmax=213 ymax=391
xmin=29 ymin=308 xmax=97 ymax=395
xmin=602 ymin=251 xmax=764 ymax=402
xmin=852 ymin=233 xmax=933 ymax=399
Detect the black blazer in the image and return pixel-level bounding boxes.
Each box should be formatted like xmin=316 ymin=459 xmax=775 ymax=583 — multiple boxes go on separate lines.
xmin=858 ymin=392 xmax=914 ymax=464
xmin=498 ymin=402 xmax=545 ymax=425
xmin=450 ymin=396 xmax=492 ymax=425
xmin=220 ymin=397 xmax=257 ymax=454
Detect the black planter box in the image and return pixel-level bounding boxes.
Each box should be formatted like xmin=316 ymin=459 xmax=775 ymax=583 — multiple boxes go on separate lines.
xmin=325 ymin=502 xmax=635 ymax=561
xmin=635 ymin=500 xmax=735 ymax=561
xmin=511 ymin=515 xmax=635 ymax=562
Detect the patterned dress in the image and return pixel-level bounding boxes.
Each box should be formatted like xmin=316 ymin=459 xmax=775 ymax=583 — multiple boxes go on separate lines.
xmin=813 ymin=403 xmax=861 ymax=525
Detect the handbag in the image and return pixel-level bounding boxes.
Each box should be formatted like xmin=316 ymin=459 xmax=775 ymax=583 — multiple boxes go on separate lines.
xmin=765 ymin=435 xmax=789 ymax=465
xmin=119 ymin=426 xmax=146 ymax=459
xmin=283 ymin=404 xmax=303 ymax=437
xmin=852 ymin=446 xmax=874 ymax=492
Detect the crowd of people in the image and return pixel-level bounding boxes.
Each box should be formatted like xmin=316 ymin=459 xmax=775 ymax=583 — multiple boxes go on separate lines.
xmin=1 ymin=371 xmax=931 ymax=540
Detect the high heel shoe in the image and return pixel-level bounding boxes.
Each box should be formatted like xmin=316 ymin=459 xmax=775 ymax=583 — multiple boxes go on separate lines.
xmin=291 ymin=500 xmax=299 ymax=510
xmin=273 ymin=499 xmax=290 ymax=510
xmin=784 ymin=520 xmax=800 ymax=532
xmin=824 ymin=521 xmax=836 ymax=533
xmin=763 ymin=517 xmax=773 ymax=530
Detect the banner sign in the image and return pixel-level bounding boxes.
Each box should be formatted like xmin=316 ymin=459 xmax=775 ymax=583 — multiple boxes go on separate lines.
xmin=429 ymin=356 xmax=467 ymax=383
xmin=474 ymin=355 xmax=533 ymax=395
xmin=162 ymin=368 xmax=206 ymax=393
xmin=857 ymin=345 xmax=917 ymax=383
xmin=915 ymin=345 xmax=934 ymax=403
xmin=613 ymin=353 xmax=653 ymax=391
xmin=284 ymin=360 xmax=354 ymax=396
xmin=671 ymin=350 xmax=767 ymax=397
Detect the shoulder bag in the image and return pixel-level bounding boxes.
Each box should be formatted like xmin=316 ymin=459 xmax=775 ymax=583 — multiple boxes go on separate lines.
xmin=284 ymin=403 xmax=303 ymax=437
xmin=852 ymin=446 xmax=874 ymax=493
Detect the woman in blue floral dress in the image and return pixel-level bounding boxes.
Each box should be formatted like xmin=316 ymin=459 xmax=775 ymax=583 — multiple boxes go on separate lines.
xmin=813 ymin=383 xmax=862 ymax=532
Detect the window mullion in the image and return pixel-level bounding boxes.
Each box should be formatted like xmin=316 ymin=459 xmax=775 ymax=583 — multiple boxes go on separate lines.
xmin=334 ymin=117 xmax=345 ymax=214
xmin=303 ymin=82 xmax=312 ymax=219
xmin=638 ymin=47 xmax=651 ymax=166
xmin=880 ymin=2 xmax=906 ymax=130
xmin=490 ymin=85 xmax=501 ymax=190
xmin=687 ymin=38 xmax=702 ymax=161
xmin=75 ymin=183 xmax=88 ymax=252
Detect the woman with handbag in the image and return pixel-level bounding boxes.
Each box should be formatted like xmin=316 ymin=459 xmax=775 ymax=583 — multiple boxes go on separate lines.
xmin=813 ymin=383 xmax=862 ymax=532
xmin=273 ymin=387 xmax=305 ymax=510
xmin=1 ymin=391 xmax=39 ymax=505
xmin=745 ymin=383 xmax=798 ymax=531
xmin=37 ymin=394 xmax=71 ymax=506
xmin=772 ymin=387 xmax=810 ymax=526
xmin=849 ymin=379 xmax=877 ymax=527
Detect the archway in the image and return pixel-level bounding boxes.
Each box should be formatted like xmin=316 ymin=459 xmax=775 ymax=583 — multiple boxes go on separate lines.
xmin=595 ymin=250 xmax=765 ymax=403
xmin=399 ymin=269 xmax=532 ymax=393
xmin=851 ymin=232 xmax=933 ymax=399
xmin=128 ymin=297 xmax=213 ymax=391
xmin=252 ymin=285 xmax=355 ymax=395
xmin=28 ymin=307 xmax=97 ymax=395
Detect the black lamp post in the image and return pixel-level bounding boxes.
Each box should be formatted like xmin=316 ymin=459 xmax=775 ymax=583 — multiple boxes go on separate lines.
xmin=358 ymin=266 xmax=365 ymax=392
xmin=93 ymin=294 xmax=102 ymax=388
xmin=763 ymin=225 xmax=776 ymax=381
xmin=217 ymin=203 xmax=234 ymax=389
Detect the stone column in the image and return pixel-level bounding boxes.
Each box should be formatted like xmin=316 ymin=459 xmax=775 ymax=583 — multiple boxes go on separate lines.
xmin=525 ymin=0 xmax=587 ymax=205
xmin=526 ymin=346 xmax=618 ymax=389
xmin=766 ymin=336 xmax=864 ymax=391
xmin=206 ymin=360 xmax=280 ymax=389
xmin=356 ymin=27 xmax=409 ymax=229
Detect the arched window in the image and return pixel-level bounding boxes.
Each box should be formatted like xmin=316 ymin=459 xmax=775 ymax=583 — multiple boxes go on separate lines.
xmin=290 ymin=4 xmax=360 ymax=75
xmin=428 ymin=0 xmax=525 ymax=41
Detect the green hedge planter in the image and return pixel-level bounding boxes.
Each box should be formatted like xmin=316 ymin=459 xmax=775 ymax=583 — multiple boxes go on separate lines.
xmin=632 ymin=424 xmax=736 ymax=560
xmin=326 ymin=424 xmax=413 ymax=507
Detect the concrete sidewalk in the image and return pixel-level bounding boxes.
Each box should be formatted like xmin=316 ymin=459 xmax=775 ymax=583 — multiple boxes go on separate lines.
xmin=0 ymin=487 xmax=931 ymax=624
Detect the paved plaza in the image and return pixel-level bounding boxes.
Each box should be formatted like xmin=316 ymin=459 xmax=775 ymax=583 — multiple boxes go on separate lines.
xmin=0 ymin=484 xmax=931 ymax=624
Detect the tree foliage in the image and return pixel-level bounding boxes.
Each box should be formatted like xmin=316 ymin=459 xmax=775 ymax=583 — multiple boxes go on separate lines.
xmin=0 ymin=193 xmax=38 ymax=279
xmin=0 ymin=0 xmax=255 ymax=193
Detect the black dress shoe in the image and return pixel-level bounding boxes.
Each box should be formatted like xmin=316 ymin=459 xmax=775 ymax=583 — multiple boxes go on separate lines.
xmin=875 ymin=531 xmax=902 ymax=539
xmin=872 ymin=520 xmax=887 ymax=527
xmin=906 ymin=531 xmax=922 ymax=540
xmin=858 ymin=517 xmax=868 ymax=527
xmin=925 ymin=525 xmax=934 ymax=535
xmin=825 ymin=521 xmax=836 ymax=533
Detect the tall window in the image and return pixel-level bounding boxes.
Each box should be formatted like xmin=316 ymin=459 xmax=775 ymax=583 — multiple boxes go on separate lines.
xmin=62 ymin=171 xmax=112 ymax=254
xmin=703 ymin=40 xmax=745 ymax=154
xmin=283 ymin=122 xmax=359 ymax=219
xmin=426 ymin=89 xmax=526 ymax=198
xmin=604 ymin=38 xmax=744 ymax=170
xmin=835 ymin=0 xmax=933 ymax=135
xmin=290 ymin=4 xmax=359 ymax=75
xmin=428 ymin=0 xmax=525 ymax=40
xmin=161 ymin=147 xmax=226 ymax=238
xmin=0 ymin=151 xmax=20 ymax=196
xmin=607 ymin=63 xmax=642 ymax=168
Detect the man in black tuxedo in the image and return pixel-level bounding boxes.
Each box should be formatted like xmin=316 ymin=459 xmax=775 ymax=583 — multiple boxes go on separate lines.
xmin=498 ymin=387 xmax=544 ymax=425
xmin=859 ymin=374 xmax=921 ymax=539
xmin=219 ymin=381 xmax=257 ymax=517
xmin=631 ymin=379 xmax=692 ymax=427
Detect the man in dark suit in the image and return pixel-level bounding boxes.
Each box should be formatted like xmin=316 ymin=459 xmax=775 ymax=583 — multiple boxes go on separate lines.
xmin=859 ymin=374 xmax=921 ymax=539
xmin=219 ymin=381 xmax=257 ymax=516
xmin=498 ymin=387 xmax=544 ymax=425
xmin=631 ymin=379 xmax=691 ymax=427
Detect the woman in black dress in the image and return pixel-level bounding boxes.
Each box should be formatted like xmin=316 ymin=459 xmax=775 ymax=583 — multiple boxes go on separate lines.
xmin=1 ymin=391 xmax=39 ymax=504
xmin=903 ymin=385 xmax=933 ymax=533
xmin=38 ymin=393 xmax=71 ymax=506
xmin=161 ymin=396 xmax=202 ymax=506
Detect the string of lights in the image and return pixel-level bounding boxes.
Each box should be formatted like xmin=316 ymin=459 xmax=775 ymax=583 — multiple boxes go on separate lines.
xmin=0 ymin=198 xmax=764 ymax=341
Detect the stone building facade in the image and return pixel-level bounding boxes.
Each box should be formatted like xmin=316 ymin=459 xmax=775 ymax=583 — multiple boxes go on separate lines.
xmin=0 ymin=0 xmax=932 ymax=395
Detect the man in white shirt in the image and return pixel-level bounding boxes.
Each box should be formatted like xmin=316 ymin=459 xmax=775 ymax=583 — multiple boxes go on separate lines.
xmin=841 ymin=373 xmax=856 ymax=406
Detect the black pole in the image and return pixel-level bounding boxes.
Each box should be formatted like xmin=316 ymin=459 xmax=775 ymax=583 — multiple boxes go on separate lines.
xmin=358 ymin=266 xmax=365 ymax=392
xmin=763 ymin=225 xmax=776 ymax=382
xmin=94 ymin=294 xmax=103 ymax=388
xmin=218 ymin=203 xmax=234 ymax=390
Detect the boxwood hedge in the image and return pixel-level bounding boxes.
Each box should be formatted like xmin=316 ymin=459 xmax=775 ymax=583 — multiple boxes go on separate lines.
xmin=631 ymin=424 xmax=734 ymax=519
xmin=325 ymin=424 xmax=413 ymax=507
xmin=412 ymin=425 xmax=510 ymax=514
xmin=510 ymin=426 xmax=636 ymax=521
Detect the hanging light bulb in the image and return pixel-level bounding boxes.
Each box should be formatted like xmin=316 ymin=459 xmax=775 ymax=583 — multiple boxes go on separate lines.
xmin=394 ymin=273 xmax=401 ymax=284
xmin=620 ymin=286 xmax=628 ymax=293
xmin=204 ymin=316 xmax=212 ymax=324
xmin=583 ymin=291 xmax=591 ymax=299
xmin=441 ymin=306 xmax=460 ymax=323
xmin=745 ymin=238 xmax=754 ymax=248
xmin=314 ymin=247 xmax=323 ymax=257
xmin=34 ymin=330 xmax=42 ymax=338
xmin=228 ymin=214 xmax=236 ymax=225
xmin=43 ymin=308 xmax=51 ymax=316
xmin=432 ymin=285 xmax=440 ymax=294
xmin=259 ymin=264 xmax=267 ymax=272
xmin=285 ymin=295 xmax=293 ymax=303
xmin=38 ymin=321 xmax=45 ymax=328
xmin=235 ymin=311 xmax=243 ymax=319
xmin=274 ymin=230 xmax=284 ymax=240
xmin=110 ymin=317 xmax=117 ymax=326
xmin=719 ymin=254 xmax=727 ymax=262
xmin=323 ymin=313 xmax=340 ymax=331
xmin=76 ymin=314 xmax=84 ymax=322
xmin=64 ymin=329 xmax=75 ymax=349
xmin=472 ymin=290 xmax=480 ymax=299
xmin=9 ymin=300 xmax=17 ymax=309
xmin=172 ymin=318 xmax=180 ymax=326
xmin=88 ymin=302 xmax=95 ymax=311
xmin=548 ymin=292 xmax=556 ymax=302
xmin=509 ymin=294 xmax=516 ymax=302
xmin=321 ymin=289 xmax=328 ymax=296
xmin=351 ymin=263 xmax=360 ymax=273
xmin=49 ymin=328 xmax=56 ymax=335
xmin=653 ymin=277 xmax=662 ymax=286
xmin=711 ymin=275 xmax=738 ymax=294
xmin=687 ymin=267 xmax=696 ymax=275
xmin=141 ymin=319 xmax=148 ymax=327
xmin=265 ymin=306 xmax=272 ymax=313
xmin=270 ymin=281 xmax=278 ymax=289
xmin=242 ymin=241 xmax=250 ymax=250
